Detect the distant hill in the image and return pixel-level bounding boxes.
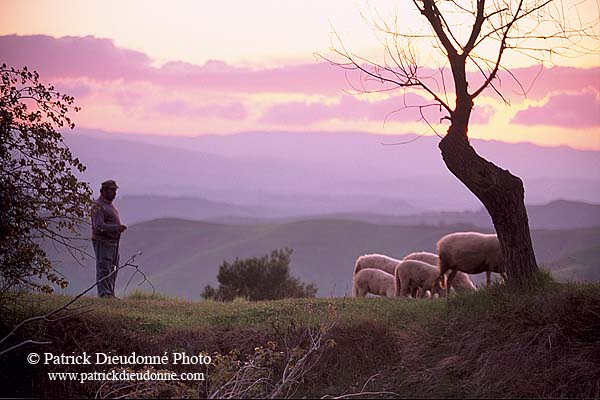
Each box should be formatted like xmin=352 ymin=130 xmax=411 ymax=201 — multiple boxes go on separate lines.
xmin=551 ymin=244 xmax=600 ymax=281
xmin=527 ymin=200 xmax=600 ymax=229
xmin=50 ymin=218 xmax=600 ymax=299
xmin=66 ymin=129 xmax=600 ymax=213
xmin=64 ymin=132 xmax=420 ymax=217
xmin=115 ymin=195 xmax=600 ymax=230
xmin=317 ymin=199 xmax=600 ymax=230
xmin=116 ymin=194 xmax=419 ymax=225
xmin=117 ymin=195 xmax=281 ymax=224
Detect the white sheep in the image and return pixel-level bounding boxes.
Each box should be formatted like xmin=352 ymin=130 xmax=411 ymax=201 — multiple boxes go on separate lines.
xmin=436 ymin=232 xmax=508 ymax=296
xmin=352 ymin=268 xmax=397 ymax=298
xmin=354 ymin=254 xmax=401 ymax=276
xmin=394 ymin=259 xmax=445 ymax=298
xmin=404 ymin=251 xmax=476 ymax=294
xmin=403 ymin=251 xmax=439 ymax=266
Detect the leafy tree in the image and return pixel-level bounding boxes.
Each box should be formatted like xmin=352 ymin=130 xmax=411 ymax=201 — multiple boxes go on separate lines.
xmin=0 ymin=64 xmax=92 ymax=298
xmin=202 ymin=248 xmax=317 ymax=301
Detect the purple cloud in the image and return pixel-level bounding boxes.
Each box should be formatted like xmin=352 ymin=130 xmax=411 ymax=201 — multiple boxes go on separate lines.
xmin=0 ymin=34 xmax=350 ymax=95
xmin=152 ymin=99 xmax=247 ymax=120
xmin=512 ymin=91 xmax=600 ymax=128
xmin=2 ymin=34 xmax=598 ymax=101
xmin=260 ymin=94 xmax=499 ymax=125
xmin=53 ymin=80 xmax=92 ymax=98
xmin=0 ymin=34 xmax=150 ymax=80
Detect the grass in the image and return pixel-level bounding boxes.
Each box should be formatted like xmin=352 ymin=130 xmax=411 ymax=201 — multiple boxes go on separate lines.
xmin=125 ymin=288 xmax=182 ymax=301
xmin=7 ymin=291 xmax=447 ymax=332
xmin=2 ymin=277 xmax=600 ymax=398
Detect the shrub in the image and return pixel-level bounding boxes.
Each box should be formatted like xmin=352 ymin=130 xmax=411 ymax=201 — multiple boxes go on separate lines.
xmin=201 ymin=248 xmax=317 ymax=301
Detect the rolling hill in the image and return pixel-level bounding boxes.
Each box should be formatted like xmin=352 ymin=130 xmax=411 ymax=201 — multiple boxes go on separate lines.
xmin=551 ymin=244 xmax=600 ymax=281
xmin=50 ymin=217 xmax=600 ymax=299
xmin=115 ymin=194 xmax=600 ymax=230
xmin=65 ymin=129 xmax=600 ymax=214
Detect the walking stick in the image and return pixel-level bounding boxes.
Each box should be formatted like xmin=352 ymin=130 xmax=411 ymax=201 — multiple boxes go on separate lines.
xmin=111 ymin=233 xmax=121 ymax=296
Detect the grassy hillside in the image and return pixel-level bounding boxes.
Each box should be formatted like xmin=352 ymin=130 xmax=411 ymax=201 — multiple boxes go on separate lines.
xmin=552 ymin=244 xmax=600 ymax=281
xmin=309 ymin=199 xmax=600 ymax=230
xmin=50 ymin=219 xmax=600 ymax=299
xmin=2 ymin=281 xmax=599 ymax=398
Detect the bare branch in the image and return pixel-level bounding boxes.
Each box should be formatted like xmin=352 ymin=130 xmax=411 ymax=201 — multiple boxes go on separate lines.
xmin=464 ymin=0 xmax=488 ymax=55
xmin=320 ymin=27 xmax=453 ymax=115
xmin=471 ymin=0 xmax=527 ymax=99
xmin=421 ymin=0 xmax=459 ymax=57
xmin=0 ymin=251 xmax=147 ymax=357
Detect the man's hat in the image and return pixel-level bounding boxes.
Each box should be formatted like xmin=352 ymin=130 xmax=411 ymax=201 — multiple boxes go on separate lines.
xmin=101 ymin=179 xmax=119 ymax=189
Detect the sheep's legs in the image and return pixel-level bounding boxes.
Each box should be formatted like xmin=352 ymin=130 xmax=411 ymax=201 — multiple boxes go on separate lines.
xmin=400 ymin=282 xmax=411 ymax=297
xmin=486 ymin=271 xmax=491 ymax=287
xmin=446 ymin=269 xmax=458 ymax=298
xmin=500 ymin=272 xmax=508 ymax=283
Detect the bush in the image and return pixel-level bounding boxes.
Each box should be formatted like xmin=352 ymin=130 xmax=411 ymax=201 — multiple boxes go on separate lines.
xmin=201 ymin=248 xmax=317 ymax=301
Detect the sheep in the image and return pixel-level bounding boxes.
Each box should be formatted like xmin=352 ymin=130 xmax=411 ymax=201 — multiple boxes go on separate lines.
xmin=436 ymin=231 xmax=508 ymax=297
xmin=403 ymin=251 xmax=439 ymax=266
xmin=451 ymin=270 xmax=477 ymax=292
xmin=404 ymin=251 xmax=476 ymax=294
xmin=352 ymin=268 xmax=397 ymax=298
xmin=354 ymin=254 xmax=401 ymax=276
xmin=394 ymin=259 xmax=445 ymax=298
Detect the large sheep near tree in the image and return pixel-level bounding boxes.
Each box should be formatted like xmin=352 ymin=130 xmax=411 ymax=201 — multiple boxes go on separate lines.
xmin=436 ymin=232 xmax=508 ymax=297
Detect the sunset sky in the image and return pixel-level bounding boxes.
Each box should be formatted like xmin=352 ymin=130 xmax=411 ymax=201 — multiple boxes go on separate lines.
xmin=1 ymin=0 xmax=599 ymax=149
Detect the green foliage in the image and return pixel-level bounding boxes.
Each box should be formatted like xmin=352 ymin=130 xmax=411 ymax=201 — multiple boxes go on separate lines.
xmin=201 ymin=248 xmax=317 ymax=301
xmin=0 ymin=64 xmax=92 ymax=298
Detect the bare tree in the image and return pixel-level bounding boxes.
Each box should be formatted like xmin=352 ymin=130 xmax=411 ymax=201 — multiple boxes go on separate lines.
xmin=323 ymin=0 xmax=599 ymax=283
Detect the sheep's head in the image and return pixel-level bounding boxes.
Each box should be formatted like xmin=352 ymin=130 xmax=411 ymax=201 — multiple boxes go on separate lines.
xmin=434 ymin=274 xmax=446 ymax=290
xmin=432 ymin=276 xmax=447 ymax=297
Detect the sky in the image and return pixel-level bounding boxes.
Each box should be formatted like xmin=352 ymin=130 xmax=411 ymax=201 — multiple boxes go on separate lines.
xmin=1 ymin=0 xmax=599 ymax=150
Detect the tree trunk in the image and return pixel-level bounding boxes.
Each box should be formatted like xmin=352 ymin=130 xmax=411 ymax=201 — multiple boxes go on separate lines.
xmin=439 ymin=126 xmax=539 ymax=284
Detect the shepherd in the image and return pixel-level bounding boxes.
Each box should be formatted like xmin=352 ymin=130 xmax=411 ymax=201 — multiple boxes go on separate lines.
xmin=91 ymin=180 xmax=127 ymax=298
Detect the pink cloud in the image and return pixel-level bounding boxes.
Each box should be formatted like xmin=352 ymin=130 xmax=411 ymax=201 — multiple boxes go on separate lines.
xmin=1 ymin=34 xmax=597 ymax=101
xmin=260 ymin=94 xmax=460 ymax=125
xmin=53 ymin=79 xmax=92 ymax=98
xmin=0 ymin=34 xmax=150 ymax=80
xmin=0 ymin=34 xmax=349 ymax=94
xmin=152 ymin=100 xmax=247 ymax=120
xmin=512 ymin=91 xmax=600 ymax=128
xmin=470 ymin=66 xmax=600 ymax=101
xmin=470 ymin=104 xmax=495 ymax=124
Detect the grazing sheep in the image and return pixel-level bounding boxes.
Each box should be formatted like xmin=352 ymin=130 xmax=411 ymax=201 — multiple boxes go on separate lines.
xmin=394 ymin=260 xmax=445 ymax=298
xmin=352 ymin=268 xmax=397 ymax=298
xmin=436 ymin=232 xmax=508 ymax=297
xmin=354 ymin=254 xmax=401 ymax=276
xmin=451 ymin=271 xmax=477 ymax=292
xmin=403 ymin=251 xmax=439 ymax=266
xmin=404 ymin=251 xmax=476 ymax=293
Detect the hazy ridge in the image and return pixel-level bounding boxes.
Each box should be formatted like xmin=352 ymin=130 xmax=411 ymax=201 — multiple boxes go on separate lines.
xmin=50 ymin=208 xmax=600 ymax=299
xmin=65 ymin=129 xmax=600 ymax=214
